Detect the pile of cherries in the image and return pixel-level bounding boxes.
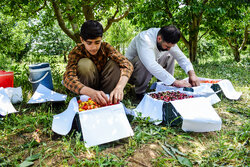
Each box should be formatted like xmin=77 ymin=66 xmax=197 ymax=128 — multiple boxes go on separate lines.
xmin=149 ymin=91 xmax=194 ymax=102
xmin=78 ymin=98 xmax=101 ymax=112
xmin=77 ymin=98 xmax=118 ymax=112
xmin=200 ymin=80 xmax=220 ymax=84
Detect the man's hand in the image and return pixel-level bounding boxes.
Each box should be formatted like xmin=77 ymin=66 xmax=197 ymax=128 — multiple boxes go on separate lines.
xmin=109 ymin=87 xmax=124 ymax=104
xmin=172 ymin=80 xmax=192 ymax=88
xmin=80 ymin=87 xmax=109 ymax=106
xmin=109 ymin=75 xmax=129 ymax=104
xmin=188 ymin=70 xmax=200 ymax=87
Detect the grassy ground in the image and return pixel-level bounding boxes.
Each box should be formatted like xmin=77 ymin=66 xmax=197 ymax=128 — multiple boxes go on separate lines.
xmin=0 ymin=54 xmax=249 ymax=167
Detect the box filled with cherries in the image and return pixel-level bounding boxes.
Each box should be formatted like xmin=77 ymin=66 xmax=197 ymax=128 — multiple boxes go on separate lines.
xmin=149 ymin=91 xmax=194 ymax=102
xmin=77 ymin=98 xmax=118 ymax=112
xmin=150 ymin=91 xmax=197 ymax=125
xmin=137 ymin=90 xmax=202 ymax=126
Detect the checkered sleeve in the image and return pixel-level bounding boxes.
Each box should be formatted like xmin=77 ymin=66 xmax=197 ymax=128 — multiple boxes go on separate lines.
xmin=63 ymin=46 xmax=85 ymax=94
xmin=104 ymin=43 xmax=133 ymax=78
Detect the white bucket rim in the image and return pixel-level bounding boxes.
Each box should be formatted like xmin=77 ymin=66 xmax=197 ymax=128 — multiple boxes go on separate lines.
xmin=28 ymin=63 xmax=50 ymax=67
xmin=29 ymin=67 xmax=51 ymax=73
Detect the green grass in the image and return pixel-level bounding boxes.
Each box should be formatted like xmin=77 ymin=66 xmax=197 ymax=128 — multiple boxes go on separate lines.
xmin=0 ymin=53 xmax=249 ymax=166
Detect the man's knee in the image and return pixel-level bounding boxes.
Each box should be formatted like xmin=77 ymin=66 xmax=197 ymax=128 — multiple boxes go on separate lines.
xmin=77 ymin=58 xmax=96 ymax=75
xmin=100 ymin=60 xmax=120 ymax=93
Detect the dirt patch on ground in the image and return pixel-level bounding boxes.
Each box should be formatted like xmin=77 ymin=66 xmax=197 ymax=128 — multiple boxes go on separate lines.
xmin=100 ymin=144 xmax=125 ymax=157
xmin=126 ymin=144 xmax=161 ymax=167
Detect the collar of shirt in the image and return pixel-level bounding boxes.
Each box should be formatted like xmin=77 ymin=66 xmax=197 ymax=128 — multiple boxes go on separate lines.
xmin=78 ymin=42 xmax=106 ymax=58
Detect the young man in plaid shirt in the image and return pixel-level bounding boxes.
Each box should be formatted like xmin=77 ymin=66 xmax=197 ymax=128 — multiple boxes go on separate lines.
xmin=63 ymin=20 xmax=133 ymax=105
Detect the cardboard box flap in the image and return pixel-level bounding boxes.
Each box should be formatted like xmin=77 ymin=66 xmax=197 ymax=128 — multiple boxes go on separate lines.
xmin=0 ymin=88 xmax=18 ymax=116
xmin=170 ymin=97 xmax=222 ymax=132
xmin=217 ymin=79 xmax=242 ymax=100
xmin=135 ymin=94 xmax=164 ymax=125
xmin=185 ymin=77 xmax=242 ymax=100
xmin=52 ymin=97 xmax=78 ymax=135
xmin=28 ymin=84 xmax=67 ymax=104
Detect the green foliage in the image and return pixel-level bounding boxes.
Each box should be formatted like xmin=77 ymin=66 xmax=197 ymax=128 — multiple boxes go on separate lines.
xmin=0 ymin=13 xmax=31 ymax=62
xmin=159 ymin=141 xmax=193 ymax=167
xmin=19 ymin=154 xmax=40 ymax=167
xmin=30 ymin=20 xmax=74 ymax=56
xmin=206 ymin=0 xmax=249 ymax=62
xmin=0 ymin=0 xmax=137 ymax=43
xmin=128 ymin=0 xmax=249 ymax=62
xmin=104 ymin=19 xmax=140 ymax=55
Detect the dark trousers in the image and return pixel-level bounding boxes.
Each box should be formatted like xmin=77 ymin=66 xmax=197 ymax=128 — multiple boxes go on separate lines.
xmin=129 ymin=54 xmax=175 ymax=94
xmin=77 ymin=58 xmax=120 ymax=94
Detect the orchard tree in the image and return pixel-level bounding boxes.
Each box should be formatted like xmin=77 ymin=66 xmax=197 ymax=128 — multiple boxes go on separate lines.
xmin=104 ymin=19 xmax=139 ymax=55
xmin=0 ymin=0 xmax=135 ymax=43
xmin=129 ymin=0 xmax=211 ymax=62
xmin=206 ymin=1 xmax=249 ymax=62
xmin=0 ymin=12 xmax=31 ymax=62
xmin=129 ymin=0 xmax=249 ymax=63
xmin=31 ymin=22 xmax=74 ymax=60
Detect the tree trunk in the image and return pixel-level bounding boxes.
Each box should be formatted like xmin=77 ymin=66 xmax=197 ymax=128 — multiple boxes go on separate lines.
xmin=189 ymin=39 xmax=198 ymax=62
xmin=82 ymin=3 xmax=95 ymax=20
xmin=189 ymin=16 xmax=199 ymax=63
xmin=225 ymin=38 xmax=242 ymax=62
xmin=233 ymin=49 xmax=240 ymax=62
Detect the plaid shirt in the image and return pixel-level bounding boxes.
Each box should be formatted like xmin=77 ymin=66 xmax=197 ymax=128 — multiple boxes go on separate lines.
xmin=63 ymin=42 xmax=133 ymax=94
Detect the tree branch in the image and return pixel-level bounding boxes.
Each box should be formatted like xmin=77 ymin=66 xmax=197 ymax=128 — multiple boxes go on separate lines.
xmin=239 ymin=25 xmax=249 ymax=51
xmin=180 ymin=33 xmax=190 ymax=49
xmin=33 ymin=0 xmax=47 ymax=14
xmin=164 ymin=1 xmax=189 ymax=48
xmin=225 ymin=37 xmax=236 ymax=50
xmin=66 ymin=4 xmax=79 ymax=34
xmin=92 ymin=0 xmax=101 ymax=9
xmin=103 ymin=7 xmax=130 ymax=32
xmin=81 ymin=1 xmax=95 ymax=20
xmin=197 ymin=0 xmax=208 ymax=27
xmin=164 ymin=0 xmax=173 ymax=19
xmin=17 ymin=4 xmax=23 ymax=9
xmin=51 ymin=0 xmax=78 ymax=42
xmin=198 ymin=29 xmax=209 ymax=41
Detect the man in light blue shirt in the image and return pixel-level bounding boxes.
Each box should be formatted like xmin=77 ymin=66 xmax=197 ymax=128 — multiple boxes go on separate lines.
xmin=125 ymin=25 xmax=200 ymax=100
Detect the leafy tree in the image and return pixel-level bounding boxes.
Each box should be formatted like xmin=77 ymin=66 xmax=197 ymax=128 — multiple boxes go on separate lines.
xmin=0 ymin=12 xmax=31 ymax=62
xmin=206 ymin=1 xmax=249 ymax=62
xmin=104 ymin=18 xmax=140 ymax=55
xmin=128 ymin=0 xmax=249 ymax=62
xmin=0 ymin=0 xmax=136 ymax=43
xmin=30 ymin=19 xmax=74 ymax=61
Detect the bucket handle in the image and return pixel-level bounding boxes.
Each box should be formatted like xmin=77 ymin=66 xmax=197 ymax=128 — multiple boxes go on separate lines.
xmin=29 ymin=72 xmax=49 ymax=84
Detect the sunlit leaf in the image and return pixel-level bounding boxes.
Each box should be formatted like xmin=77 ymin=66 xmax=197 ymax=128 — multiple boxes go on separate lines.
xmin=176 ymin=155 xmax=193 ymax=167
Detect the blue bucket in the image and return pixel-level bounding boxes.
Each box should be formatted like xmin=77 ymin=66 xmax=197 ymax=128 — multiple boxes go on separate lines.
xmin=29 ymin=63 xmax=54 ymax=91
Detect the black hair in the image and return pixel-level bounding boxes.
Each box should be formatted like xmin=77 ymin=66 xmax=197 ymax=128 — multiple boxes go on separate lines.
xmin=158 ymin=25 xmax=180 ymax=44
xmin=80 ymin=20 xmax=103 ymax=41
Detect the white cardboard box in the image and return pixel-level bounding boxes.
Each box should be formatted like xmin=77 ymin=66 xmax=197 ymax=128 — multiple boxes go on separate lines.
xmin=52 ymin=96 xmax=134 ymax=147
xmin=135 ymin=91 xmax=222 ymax=132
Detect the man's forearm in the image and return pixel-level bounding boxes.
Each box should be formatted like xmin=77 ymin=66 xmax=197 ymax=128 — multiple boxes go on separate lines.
xmin=188 ymin=70 xmax=196 ymax=76
xmin=115 ymin=75 xmax=129 ymax=90
xmin=79 ymin=86 xmax=93 ymax=96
